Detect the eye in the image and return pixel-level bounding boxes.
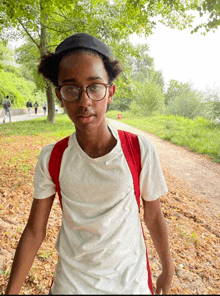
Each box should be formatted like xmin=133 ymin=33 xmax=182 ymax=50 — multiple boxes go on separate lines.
xmin=65 ymin=85 xmax=78 ymax=93
xmin=89 ymin=84 xmax=102 ymax=92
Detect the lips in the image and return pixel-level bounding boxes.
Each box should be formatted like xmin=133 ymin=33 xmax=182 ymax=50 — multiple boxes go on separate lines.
xmin=77 ymin=113 xmax=95 ymax=118
xmin=77 ymin=114 xmax=94 ymax=123
xmin=78 ymin=115 xmax=92 ymax=118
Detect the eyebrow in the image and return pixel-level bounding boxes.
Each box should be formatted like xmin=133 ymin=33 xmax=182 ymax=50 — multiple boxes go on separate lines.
xmin=61 ymin=76 xmax=104 ymax=84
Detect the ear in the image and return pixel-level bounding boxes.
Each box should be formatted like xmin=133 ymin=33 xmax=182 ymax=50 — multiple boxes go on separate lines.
xmin=107 ymin=84 xmax=115 ymax=104
xmin=55 ymin=88 xmax=64 ymax=108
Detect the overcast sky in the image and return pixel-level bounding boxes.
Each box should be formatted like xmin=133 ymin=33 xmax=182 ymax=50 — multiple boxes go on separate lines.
xmin=130 ymin=14 xmax=220 ymax=93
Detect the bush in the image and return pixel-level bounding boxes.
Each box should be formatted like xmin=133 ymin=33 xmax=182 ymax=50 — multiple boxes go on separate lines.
xmin=165 ymin=80 xmax=204 ymax=119
xmin=165 ymin=94 xmax=203 ymax=119
xmin=130 ymin=80 xmax=165 ymax=116
xmin=110 ymin=97 xmax=133 ymax=111
xmin=202 ymin=84 xmax=220 ymax=119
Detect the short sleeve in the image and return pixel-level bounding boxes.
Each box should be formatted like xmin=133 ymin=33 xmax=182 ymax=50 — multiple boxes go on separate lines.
xmin=138 ymin=135 xmax=168 ymax=201
xmin=34 ymin=143 xmax=56 ymax=199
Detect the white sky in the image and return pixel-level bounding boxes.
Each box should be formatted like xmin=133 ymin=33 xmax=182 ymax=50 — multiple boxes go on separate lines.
xmin=130 ymin=14 xmax=220 ymax=93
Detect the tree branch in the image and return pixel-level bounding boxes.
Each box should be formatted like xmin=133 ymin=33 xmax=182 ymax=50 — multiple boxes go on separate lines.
xmin=52 ymin=11 xmax=71 ymax=22
xmin=46 ymin=26 xmax=72 ymax=33
xmin=18 ymin=19 xmax=40 ymax=49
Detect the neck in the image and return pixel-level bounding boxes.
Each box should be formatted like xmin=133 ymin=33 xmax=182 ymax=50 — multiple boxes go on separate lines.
xmin=75 ymin=124 xmax=116 ymax=158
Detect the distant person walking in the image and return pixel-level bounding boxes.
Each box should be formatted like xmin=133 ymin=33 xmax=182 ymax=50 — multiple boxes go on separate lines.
xmin=26 ymin=100 xmax=32 ymax=116
xmin=42 ymin=102 xmax=47 ymax=115
xmin=2 ymin=95 xmax=12 ymax=123
xmin=34 ymin=101 xmax=39 ymax=115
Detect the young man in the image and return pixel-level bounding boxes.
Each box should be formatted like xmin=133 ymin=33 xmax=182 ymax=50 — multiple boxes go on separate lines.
xmin=2 ymin=95 xmax=12 ymax=123
xmin=5 ymin=33 xmax=174 ymax=294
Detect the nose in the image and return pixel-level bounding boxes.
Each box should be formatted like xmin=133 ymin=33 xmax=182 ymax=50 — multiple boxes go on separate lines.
xmin=77 ymin=88 xmax=92 ymax=107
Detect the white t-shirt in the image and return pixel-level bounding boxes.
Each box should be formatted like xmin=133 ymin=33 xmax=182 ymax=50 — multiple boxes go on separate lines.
xmin=34 ymin=125 xmax=168 ymax=294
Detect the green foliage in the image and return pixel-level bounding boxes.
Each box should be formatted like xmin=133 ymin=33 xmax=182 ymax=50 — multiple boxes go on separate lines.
xmin=130 ymin=79 xmax=165 ymax=116
xmin=130 ymin=44 xmax=154 ymax=81
xmin=3 ymin=64 xmax=23 ymax=77
xmin=110 ymin=96 xmax=133 ymax=111
xmin=130 ymin=44 xmax=164 ymax=89
xmin=193 ymin=0 xmax=220 ymax=34
xmin=0 ymin=42 xmax=46 ymax=107
xmin=0 ymin=42 xmax=14 ymax=68
xmin=165 ymin=80 xmax=204 ymax=119
xmin=123 ymin=43 xmax=166 ymax=116
xmin=0 ymin=69 xmax=45 ymax=107
xmin=15 ymin=41 xmax=46 ymax=91
xmin=202 ymin=84 xmax=220 ymax=119
xmin=1 ymin=0 xmax=220 ymax=123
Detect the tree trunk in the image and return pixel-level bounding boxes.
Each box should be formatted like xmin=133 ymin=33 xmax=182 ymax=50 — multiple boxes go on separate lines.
xmin=40 ymin=4 xmax=55 ymax=123
xmin=46 ymin=80 xmax=55 ymax=123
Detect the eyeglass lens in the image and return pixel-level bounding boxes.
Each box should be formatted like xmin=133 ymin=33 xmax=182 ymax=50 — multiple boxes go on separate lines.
xmin=60 ymin=84 xmax=107 ymax=101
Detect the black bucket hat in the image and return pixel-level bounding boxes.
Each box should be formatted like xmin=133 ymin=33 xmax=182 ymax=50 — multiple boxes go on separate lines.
xmin=54 ymin=33 xmax=114 ymax=59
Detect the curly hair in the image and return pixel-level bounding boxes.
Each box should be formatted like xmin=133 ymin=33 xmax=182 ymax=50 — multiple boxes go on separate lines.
xmin=38 ymin=48 xmax=123 ymax=87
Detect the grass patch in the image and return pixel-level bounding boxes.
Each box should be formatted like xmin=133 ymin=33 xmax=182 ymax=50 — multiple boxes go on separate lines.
xmin=0 ymin=113 xmax=75 ymax=138
xmin=107 ymin=111 xmax=220 ymax=163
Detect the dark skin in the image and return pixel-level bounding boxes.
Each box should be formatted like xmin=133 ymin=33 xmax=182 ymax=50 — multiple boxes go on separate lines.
xmin=55 ymin=51 xmax=117 ymax=159
xmin=5 ymin=51 xmax=174 ymax=295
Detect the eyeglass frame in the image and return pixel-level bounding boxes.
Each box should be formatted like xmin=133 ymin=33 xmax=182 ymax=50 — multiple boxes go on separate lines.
xmin=56 ymin=82 xmax=113 ymax=102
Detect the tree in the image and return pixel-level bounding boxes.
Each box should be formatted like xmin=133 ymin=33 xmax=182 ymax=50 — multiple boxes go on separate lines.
xmin=1 ymin=0 xmax=219 ymax=122
xmin=0 ymin=0 xmax=198 ymax=121
xmin=165 ymin=80 xmax=204 ymax=119
xmin=202 ymin=84 xmax=220 ymax=119
xmin=130 ymin=79 xmax=165 ymax=116
xmin=127 ymin=43 xmax=165 ymax=115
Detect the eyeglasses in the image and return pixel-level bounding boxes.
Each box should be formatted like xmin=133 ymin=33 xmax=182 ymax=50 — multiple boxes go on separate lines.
xmin=58 ymin=83 xmax=112 ymax=102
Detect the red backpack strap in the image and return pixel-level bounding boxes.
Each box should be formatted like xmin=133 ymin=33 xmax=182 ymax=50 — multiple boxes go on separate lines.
xmin=118 ymin=130 xmax=154 ymax=295
xmin=118 ymin=130 xmax=141 ymax=210
xmin=48 ymin=136 xmax=70 ymax=210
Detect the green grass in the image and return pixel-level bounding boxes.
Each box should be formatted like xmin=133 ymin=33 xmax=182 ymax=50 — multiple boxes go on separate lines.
xmin=0 ymin=113 xmax=75 ymax=138
xmin=107 ymin=111 xmax=220 ymax=163
xmin=0 ymin=111 xmax=220 ymax=163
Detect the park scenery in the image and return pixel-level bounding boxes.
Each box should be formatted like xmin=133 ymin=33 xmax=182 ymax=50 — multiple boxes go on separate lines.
xmin=0 ymin=0 xmax=220 ymax=294
xmin=0 ymin=113 xmax=219 ymax=294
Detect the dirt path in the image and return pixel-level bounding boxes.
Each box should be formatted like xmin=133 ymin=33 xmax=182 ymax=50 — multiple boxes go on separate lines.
xmin=108 ymin=118 xmax=220 ymax=206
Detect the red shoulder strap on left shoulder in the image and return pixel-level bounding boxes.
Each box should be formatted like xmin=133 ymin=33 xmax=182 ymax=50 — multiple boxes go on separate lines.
xmin=118 ymin=129 xmax=154 ymax=295
xmin=48 ymin=136 xmax=70 ymax=210
xmin=118 ymin=130 xmax=141 ymax=210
